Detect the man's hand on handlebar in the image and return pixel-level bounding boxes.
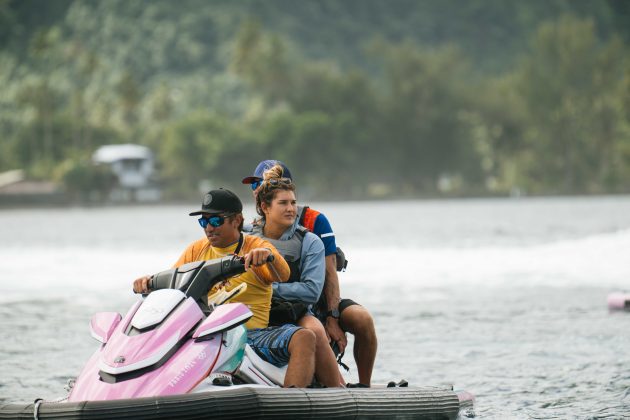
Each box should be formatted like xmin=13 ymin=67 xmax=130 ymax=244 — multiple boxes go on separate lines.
xmin=243 ymin=248 xmax=273 ymax=271
xmin=133 ymin=275 xmax=152 ymax=294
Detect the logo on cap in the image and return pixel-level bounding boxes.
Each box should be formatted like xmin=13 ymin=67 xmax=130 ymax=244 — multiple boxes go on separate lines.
xmin=203 ymin=193 xmax=213 ymax=206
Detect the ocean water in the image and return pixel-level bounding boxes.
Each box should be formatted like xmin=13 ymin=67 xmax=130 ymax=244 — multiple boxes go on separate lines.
xmin=1 ymin=196 xmax=629 ymax=418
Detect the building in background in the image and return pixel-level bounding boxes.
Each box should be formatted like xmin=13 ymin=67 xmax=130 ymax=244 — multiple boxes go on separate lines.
xmin=92 ymin=144 xmax=161 ymax=202
xmin=0 ymin=169 xmax=66 ymax=206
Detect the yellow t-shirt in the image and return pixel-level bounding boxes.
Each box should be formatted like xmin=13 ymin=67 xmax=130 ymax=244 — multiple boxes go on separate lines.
xmin=173 ymin=235 xmax=289 ymax=329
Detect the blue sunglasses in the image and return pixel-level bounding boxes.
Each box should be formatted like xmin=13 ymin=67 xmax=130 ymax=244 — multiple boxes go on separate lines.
xmin=250 ymin=180 xmax=262 ymax=191
xmin=198 ymin=214 xmax=232 ymax=228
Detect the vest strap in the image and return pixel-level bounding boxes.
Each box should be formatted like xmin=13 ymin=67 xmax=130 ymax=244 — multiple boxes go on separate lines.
xmin=235 ymin=233 xmax=244 ymax=255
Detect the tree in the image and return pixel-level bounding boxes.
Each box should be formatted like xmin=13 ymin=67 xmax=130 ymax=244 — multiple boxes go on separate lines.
xmin=375 ymin=42 xmax=480 ymax=193
xmin=230 ymin=19 xmax=294 ymax=104
xmin=516 ymin=16 xmax=630 ymax=193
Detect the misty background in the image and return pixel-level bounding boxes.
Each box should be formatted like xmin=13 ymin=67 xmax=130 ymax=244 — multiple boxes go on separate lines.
xmin=1 ymin=0 xmax=629 ymax=202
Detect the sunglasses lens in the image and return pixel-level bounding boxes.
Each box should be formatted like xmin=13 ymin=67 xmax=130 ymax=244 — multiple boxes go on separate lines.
xmin=251 ymin=180 xmax=261 ymax=190
xmin=268 ymin=178 xmax=291 ymax=186
xmin=198 ymin=215 xmax=225 ymax=228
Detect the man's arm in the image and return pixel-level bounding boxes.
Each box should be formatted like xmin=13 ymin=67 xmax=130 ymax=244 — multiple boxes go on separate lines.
xmin=307 ymin=211 xmax=347 ymax=350
xmin=322 ymin=253 xmax=348 ymax=352
xmin=323 ymin=254 xmax=341 ymax=311
xmin=244 ymin=236 xmax=290 ymax=284
xmin=134 ymin=238 xmax=207 ymax=293
xmin=172 ymin=238 xmax=208 ymax=268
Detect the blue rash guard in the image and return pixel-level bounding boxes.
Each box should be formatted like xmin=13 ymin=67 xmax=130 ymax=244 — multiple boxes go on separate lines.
xmin=299 ymin=206 xmax=337 ymax=257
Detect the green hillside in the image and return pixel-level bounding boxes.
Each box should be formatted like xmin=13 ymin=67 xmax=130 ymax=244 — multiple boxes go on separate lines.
xmin=1 ymin=0 xmax=629 ymax=199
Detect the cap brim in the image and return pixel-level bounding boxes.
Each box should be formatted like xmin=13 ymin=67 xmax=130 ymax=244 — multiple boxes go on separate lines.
xmin=241 ymin=176 xmax=262 ymax=184
xmin=188 ymin=209 xmax=223 ymax=216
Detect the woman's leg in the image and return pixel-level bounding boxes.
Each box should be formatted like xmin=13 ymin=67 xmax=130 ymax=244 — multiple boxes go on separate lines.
xmin=298 ymin=314 xmax=344 ymax=387
xmin=285 ymin=328 xmax=316 ymax=387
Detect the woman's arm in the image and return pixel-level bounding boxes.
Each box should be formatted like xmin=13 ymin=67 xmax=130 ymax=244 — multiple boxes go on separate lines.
xmin=272 ymin=233 xmax=325 ymax=304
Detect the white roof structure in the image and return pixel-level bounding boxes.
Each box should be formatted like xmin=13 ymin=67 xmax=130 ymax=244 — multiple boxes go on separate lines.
xmin=92 ymin=144 xmax=157 ymax=190
xmin=92 ymin=144 xmax=154 ymax=163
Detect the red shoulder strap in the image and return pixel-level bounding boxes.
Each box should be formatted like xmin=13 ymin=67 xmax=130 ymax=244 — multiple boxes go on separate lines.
xmin=301 ymin=207 xmax=319 ymax=232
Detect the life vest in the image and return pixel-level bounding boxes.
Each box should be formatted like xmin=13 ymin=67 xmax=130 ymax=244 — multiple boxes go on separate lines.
xmin=297 ymin=206 xmax=319 ymax=232
xmin=297 ymin=205 xmax=348 ymax=272
xmin=251 ymin=223 xmax=308 ymax=283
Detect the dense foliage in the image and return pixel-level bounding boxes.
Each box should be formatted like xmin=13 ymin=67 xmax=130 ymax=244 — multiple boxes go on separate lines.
xmin=1 ymin=0 xmax=629 ymax=199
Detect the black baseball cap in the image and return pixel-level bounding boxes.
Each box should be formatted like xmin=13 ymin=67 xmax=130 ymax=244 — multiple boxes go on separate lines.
xmin=189 ymin=188 xmax=243 ymax=216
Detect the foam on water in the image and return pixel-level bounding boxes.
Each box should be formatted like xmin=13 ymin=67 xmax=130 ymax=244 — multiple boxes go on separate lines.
xmin=344 ymin=227 xmax=630 ymax=290
xmin=3 ymin=226 xmax=628 ymax=302
xmin=0 ymin=248 xmax=171 ymax=303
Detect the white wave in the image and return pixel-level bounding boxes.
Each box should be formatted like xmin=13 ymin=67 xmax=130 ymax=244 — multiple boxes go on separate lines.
xmin=342 ymin=228 xmax=630 ymax=289
xmin=0 ymin=247 xmax=177 ymax=303
xmin=1 ymin=228 xmax=628 ymax=304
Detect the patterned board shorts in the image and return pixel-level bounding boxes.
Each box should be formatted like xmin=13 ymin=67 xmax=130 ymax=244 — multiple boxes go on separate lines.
xmin=247 ymin=323 xmax=302 ymax=367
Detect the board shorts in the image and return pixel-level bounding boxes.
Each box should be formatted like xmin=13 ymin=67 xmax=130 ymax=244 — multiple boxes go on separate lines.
xmin=338 ymin=298 xmax=359 ymax=316
xmin=315 ymin=298 xmax=360 ymax=325
xmin=315 ymin=298 xmax=360 ymax=356
xmin=247 ymin=323 xmax=302 ymax=367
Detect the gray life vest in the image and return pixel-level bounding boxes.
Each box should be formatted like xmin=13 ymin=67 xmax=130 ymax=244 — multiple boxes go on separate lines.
xmin=251 ymin=224 xmax=308 ymax=283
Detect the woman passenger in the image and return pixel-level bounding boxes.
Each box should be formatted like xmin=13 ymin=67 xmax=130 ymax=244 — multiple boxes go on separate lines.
xmin=250 ymin=164 xmax=343 ymax=387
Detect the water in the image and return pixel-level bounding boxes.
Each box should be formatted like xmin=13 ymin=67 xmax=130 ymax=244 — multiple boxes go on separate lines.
xmin=1 ymin=196 xmax=629 ymax=418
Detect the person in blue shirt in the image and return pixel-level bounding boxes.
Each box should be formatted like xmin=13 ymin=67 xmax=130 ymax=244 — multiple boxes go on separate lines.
xmin=248 ymin=163 xmax=343 ymax=387
xmin=243 ymin=160 xmax=377 ymax=388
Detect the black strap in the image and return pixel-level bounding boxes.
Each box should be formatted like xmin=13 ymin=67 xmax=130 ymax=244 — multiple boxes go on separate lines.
xmin=294 ymin=225 xmax=308 ymax=239
xmin=337 ymin=351 xmax=349 ymax=371
xmin=234 ymin=233 xmax=244 ymax=255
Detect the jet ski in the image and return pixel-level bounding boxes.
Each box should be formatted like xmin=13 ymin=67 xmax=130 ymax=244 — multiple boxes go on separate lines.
xmin=607 ymin=292 xmax=630 ymax=311
xmin=0 ymin=255 xmax=474 ymax=419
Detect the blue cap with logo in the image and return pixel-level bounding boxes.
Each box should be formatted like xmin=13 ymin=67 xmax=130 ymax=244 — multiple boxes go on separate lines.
xmin=241 ymin=160 xmax=293 ymax=184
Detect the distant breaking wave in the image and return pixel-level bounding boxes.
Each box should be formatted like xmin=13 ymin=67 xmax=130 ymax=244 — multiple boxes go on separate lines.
xmin=344 ymin=228 xmax=630 ymax=288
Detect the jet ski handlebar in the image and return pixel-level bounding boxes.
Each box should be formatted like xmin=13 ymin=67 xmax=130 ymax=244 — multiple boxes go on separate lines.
xmin=147 ymin=254 xmax=274 ymax=301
